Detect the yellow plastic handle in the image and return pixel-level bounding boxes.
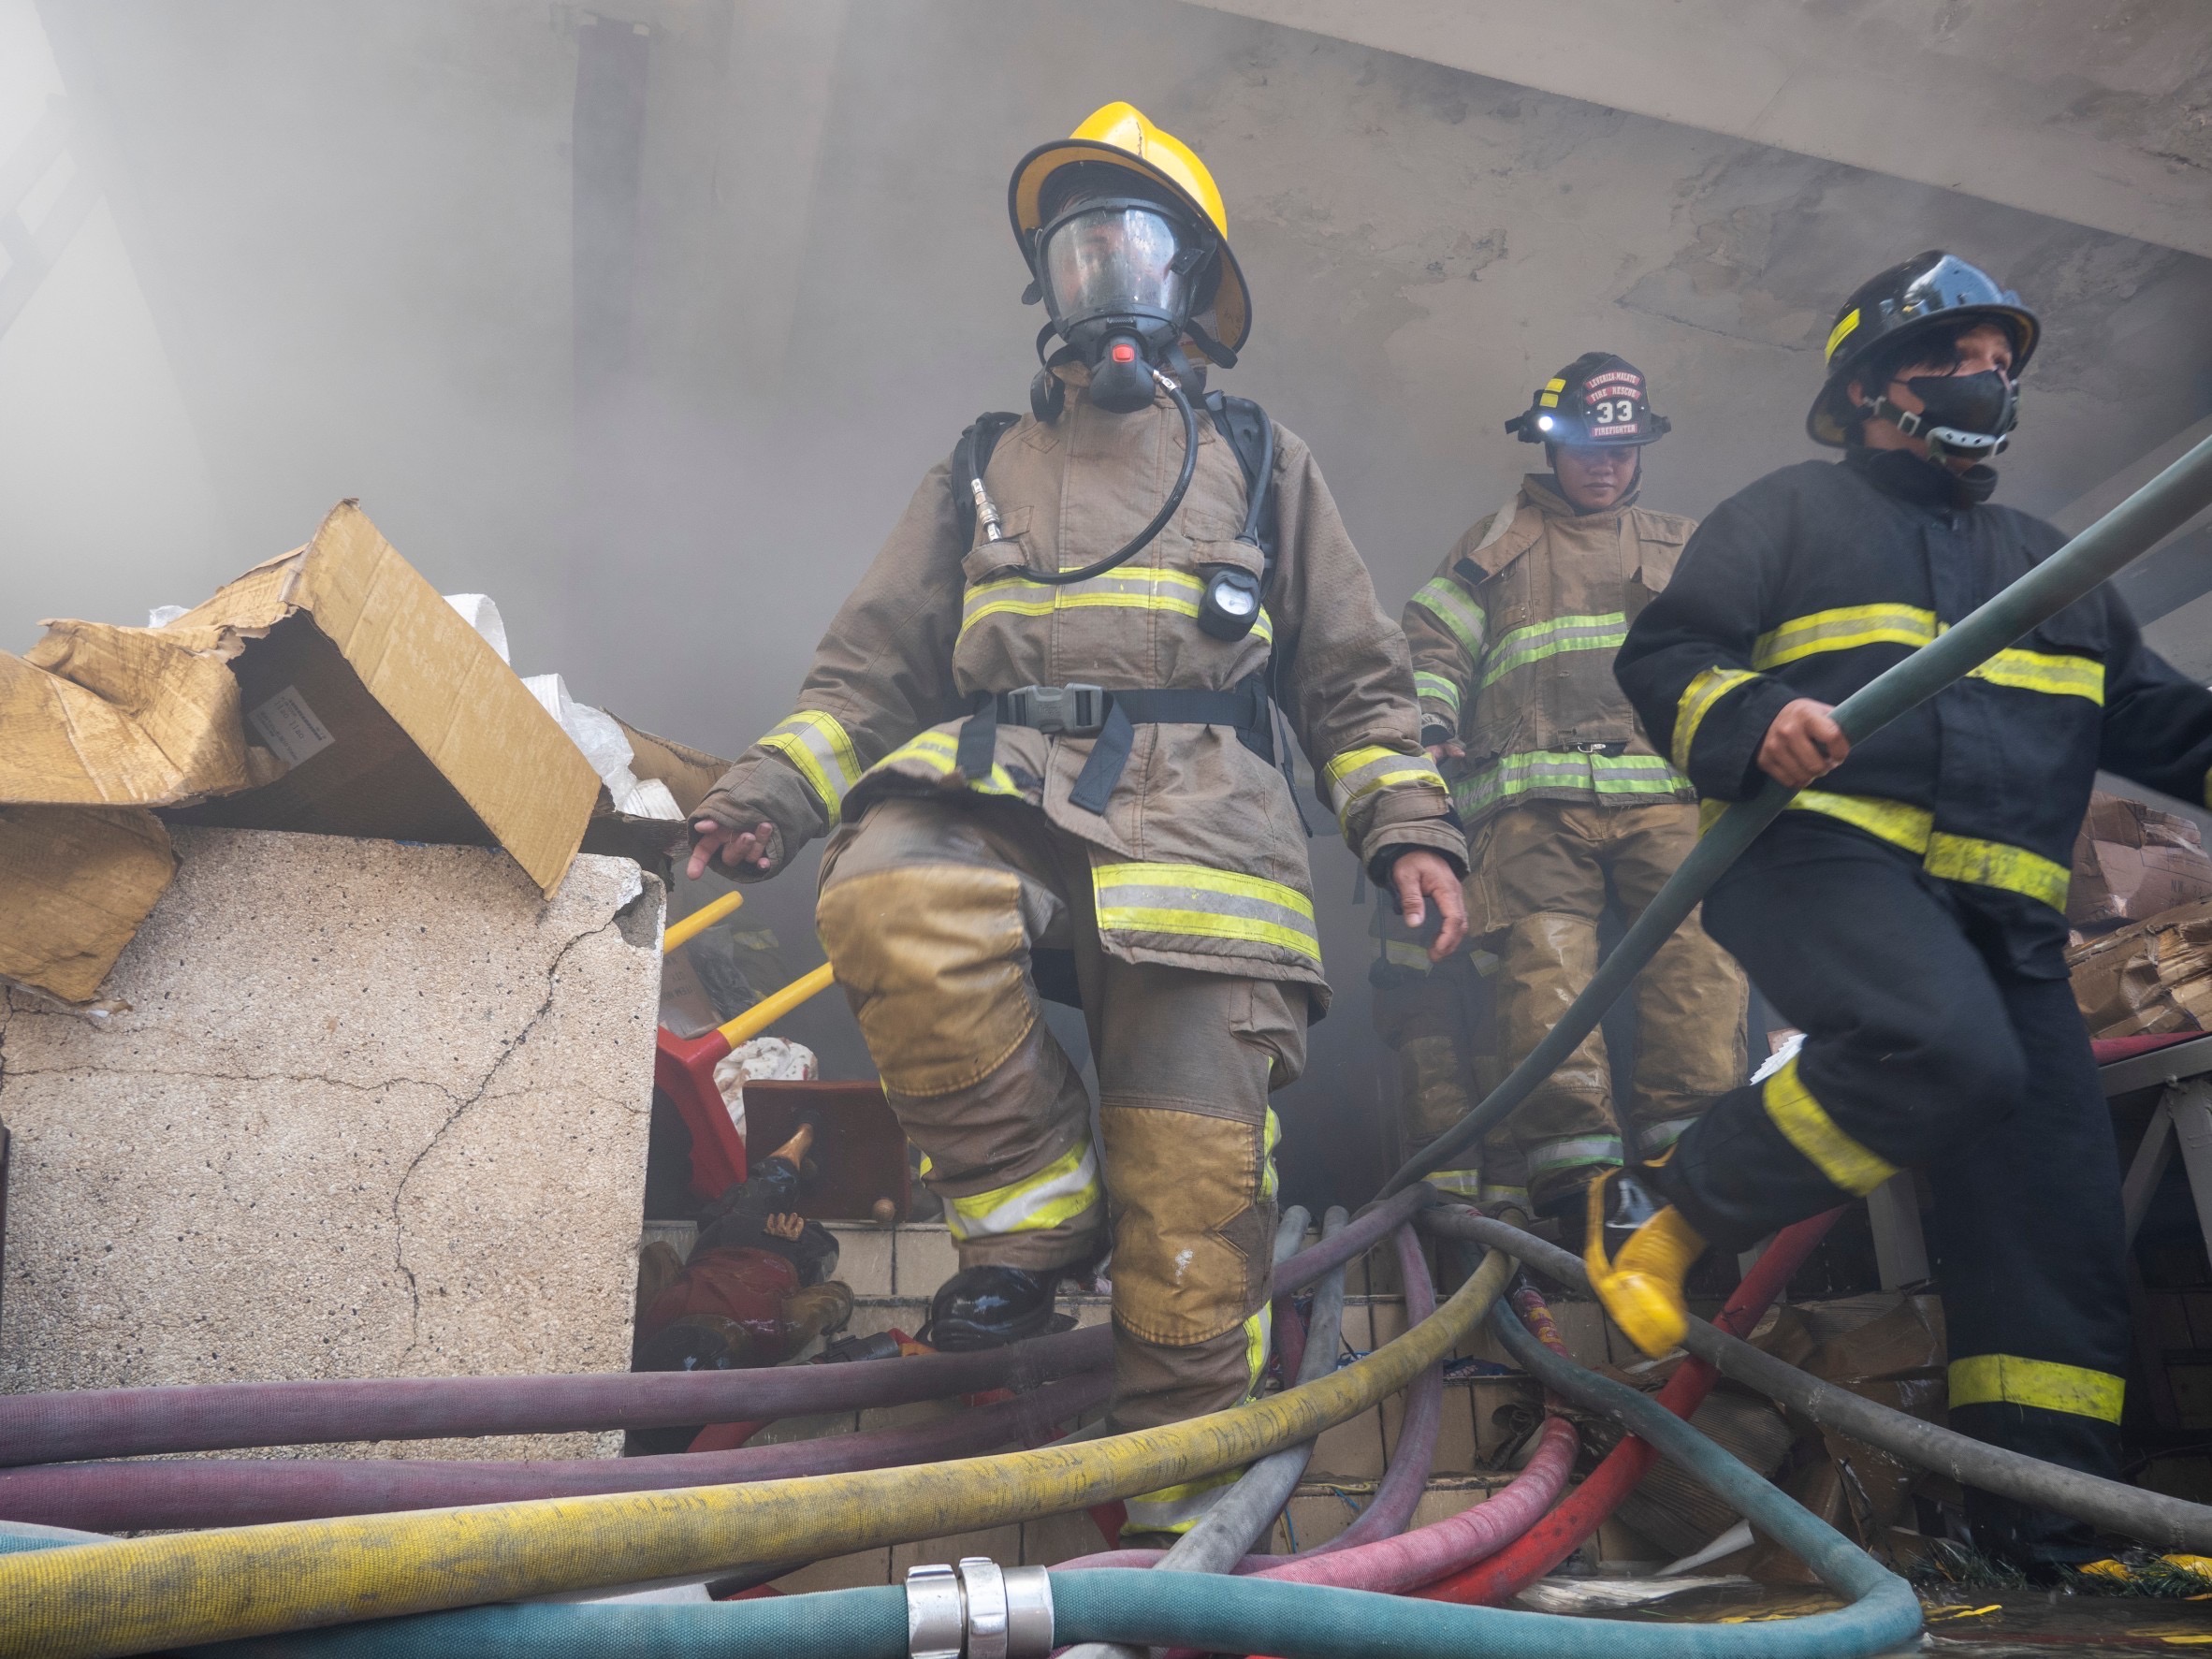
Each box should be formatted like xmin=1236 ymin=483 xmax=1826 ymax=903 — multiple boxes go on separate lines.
xmin=661 ymin=890 xmax=745 ymax=954
xmin=716 ymin=960 xmax=837 ymax=1048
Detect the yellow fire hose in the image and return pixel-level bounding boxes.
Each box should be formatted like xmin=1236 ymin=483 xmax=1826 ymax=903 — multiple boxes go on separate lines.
xmin=0 ymin=1226 xmax=1505 ymax=1659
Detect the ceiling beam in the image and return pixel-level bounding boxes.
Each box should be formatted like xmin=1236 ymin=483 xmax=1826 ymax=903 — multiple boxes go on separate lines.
xmin=1184 ymin=0 xmax=2212 ymax=258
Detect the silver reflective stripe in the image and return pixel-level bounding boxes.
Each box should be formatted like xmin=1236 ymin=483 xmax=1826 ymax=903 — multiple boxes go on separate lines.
xmin=1638 ymin=1116 xmax=1701 ymax=1157
xmin=1451 ymin=751 xmax=1687 ymax=820
xmin=1526 ymin=1135 xmax=1623 ymax=1178
xmin=1410 ymin=576 xmax=1487 ymax=662
xmin=1323 ymin=745 xmax=1448 ymax=819
xmin=1414 ymin=671 xmax=1462 ymax=720
xmin=963 ymin=565 xmax=1274 ymax=648
xmin=1478 ymin=613 xmax=1628 ymax=689
xmin=757 ymin=709 xmax=864 ymax=815
xmin=1429 ymin=1168 xmax=1483 ymax=1198
xmin=1093 ymin=862 xmax=1321 ymax=964
xmin=944 ymin=1141 xmax=1104 ymax=1244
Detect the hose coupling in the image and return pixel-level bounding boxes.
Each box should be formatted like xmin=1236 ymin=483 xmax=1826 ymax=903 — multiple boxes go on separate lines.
xmin=906 ymin=1557 xmax=1055 ymax=1659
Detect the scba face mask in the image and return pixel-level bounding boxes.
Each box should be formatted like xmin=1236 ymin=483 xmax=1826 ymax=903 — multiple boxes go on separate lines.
xmin=1038 ymin=197 xmax=1206 ymax=413
xmin=1899 ymin=369 xmax=2020 ymax=457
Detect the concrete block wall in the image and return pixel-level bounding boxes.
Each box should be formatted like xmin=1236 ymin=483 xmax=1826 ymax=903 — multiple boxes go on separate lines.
xmin=760 ymin=1219 xmax=1647 ymax=1591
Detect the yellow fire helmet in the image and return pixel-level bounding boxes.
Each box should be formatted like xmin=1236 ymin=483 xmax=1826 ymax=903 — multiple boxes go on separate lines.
xmin=1009 ymin=101 xmax=1250 ymax=359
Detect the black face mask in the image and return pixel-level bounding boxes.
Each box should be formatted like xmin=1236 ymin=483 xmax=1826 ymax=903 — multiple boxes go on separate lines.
xmin=1899 ymin=370 xmax=2017 ymax=457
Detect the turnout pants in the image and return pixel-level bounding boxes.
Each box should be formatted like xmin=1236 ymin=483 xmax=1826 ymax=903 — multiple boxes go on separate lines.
xmin=815 ymin=795 xmax=1295 ymax=1536
xmin=1370 ymin=949 xmax=1527 ymax=1210
xmin=1467 ymin=798 xmax=1748 ymax=1201
xmin=1659 ymin=818 xmax=2130 ymax=1564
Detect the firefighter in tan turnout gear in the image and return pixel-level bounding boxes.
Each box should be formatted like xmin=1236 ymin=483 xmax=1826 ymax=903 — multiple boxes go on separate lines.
xmin=1400 ymin=355 xmax=1747 ymax=1222
xmin=688 ymin=103 xmax=1466 ymax=1541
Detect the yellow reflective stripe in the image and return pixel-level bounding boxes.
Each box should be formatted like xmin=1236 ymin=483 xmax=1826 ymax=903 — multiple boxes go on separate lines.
xmin=1967 ymin=648 xmax=2103 ymax=705
xmin=1381 ymin=938 xmax=1433 ymax=971
xmin=1762 ymin=1053 xmax=1896 ymax=1197
xmin=1410 ymin=577 xmax=1487 ymax=662
xmin=1324 ymin=745 xmax=1447 ymax=816
xmin=1261 ymin=1108 xmax=1282 ymax=1203
xmin=1428 ymin=1168 xmax=1483 ymax=1198
xmin=1451 ymin=751 xmax=1685 ymax=821
xmin=1925 ymin=832 xmax=2071 ymax=911
xmin=1753 ymin=604 xmax=1937 ymax=670
xmin=758 ymin=709 xmax=864 ymax=816
xmin=943 ymin=1140 xmax=1103 ymax=1243
xmin=1672 ymin=666 xmax=1761 ymax=771
xmin=1093 ymin=861 xmax=1321 ymax=964
xmin=1125 ymin=1466 xmax=1243 ymax=1535
xmin=874 ymin=729 xmax=1023 ymax=798
xmin=1414 ymin=671 xmax=1462 ymax=718
xmin=962 ymin=567 xmax=1273 ymax=647
xmin=1244 ymin=1306 xmax=1272 ymax=1399
xmin=1478 ymin=612 xmax=1628 ymax=690
xmin=1948 ymin=1354 xmax=2124 ymax=1424
xmin=1789 ymin=789 xmax=1933 ymax=855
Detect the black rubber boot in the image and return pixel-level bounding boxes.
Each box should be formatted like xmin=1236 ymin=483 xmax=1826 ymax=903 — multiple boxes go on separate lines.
xmin=925 ymin=1266 xmax=1063 ymax=1351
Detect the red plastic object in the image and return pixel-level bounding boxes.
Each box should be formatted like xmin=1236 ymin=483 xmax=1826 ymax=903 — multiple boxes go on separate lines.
xmin=656 ymin=1025 xmax=749 ymax=1200
xmin=1417 ymin=1206 xmax=1843 ymax=1605
xmin=2092 ymin=1031 xmax=2201 ymax=1066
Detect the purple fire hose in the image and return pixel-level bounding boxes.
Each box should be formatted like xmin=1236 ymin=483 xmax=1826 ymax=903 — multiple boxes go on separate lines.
xmin=0 ymin=1188 xmax=1433 ymax=1467
xmin=0 ymin=1375 xmax=1109 ymax=1532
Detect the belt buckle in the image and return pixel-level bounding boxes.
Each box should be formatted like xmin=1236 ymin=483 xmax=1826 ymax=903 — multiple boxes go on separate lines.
xmin=1010 ymin=683 xmax=1107 ymax=736
xmin=1564 ymin=740 xmax=1624 ymax=756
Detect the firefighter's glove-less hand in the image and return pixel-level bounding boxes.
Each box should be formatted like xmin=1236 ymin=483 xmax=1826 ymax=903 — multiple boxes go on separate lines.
xmin=688 ymin=817 xmax=777 ymax=880
xmin=1757 ymin=699 xmax=1850 ymax=791
xmin=1390 ymin=848 xmax=1467 ymax=962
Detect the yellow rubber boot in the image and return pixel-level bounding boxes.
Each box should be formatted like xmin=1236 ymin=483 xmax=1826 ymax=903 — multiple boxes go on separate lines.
xmin=1583 ymin=1166 xmax=1707 ymax=1359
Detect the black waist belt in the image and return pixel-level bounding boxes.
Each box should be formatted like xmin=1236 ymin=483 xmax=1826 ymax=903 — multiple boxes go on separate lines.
xmin=956 ymin=677 xmax=1274 ymax=814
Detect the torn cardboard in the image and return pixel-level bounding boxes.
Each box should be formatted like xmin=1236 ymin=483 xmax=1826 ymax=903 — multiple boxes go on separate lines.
xmin=2 ymin=501 xmax=604 ymax=1002
xmin=2069 ymin=894 xmax=2212 ymax=1038
xmin=2068 ymin=793 xmax=2212 ymax=936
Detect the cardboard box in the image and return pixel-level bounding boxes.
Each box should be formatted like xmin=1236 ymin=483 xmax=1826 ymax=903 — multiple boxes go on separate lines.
xmin=2069 ymin=894 xmax=2212 ymax=1038
xmin=2069 ymin=793 xmax=2212 ymax=936
xmin=1 ymin=501 xmax=603 ymax=1001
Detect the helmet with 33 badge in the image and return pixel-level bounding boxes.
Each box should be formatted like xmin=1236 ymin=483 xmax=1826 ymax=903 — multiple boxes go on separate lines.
xmin=1506 ymin=352 xmax=1671 ymax=448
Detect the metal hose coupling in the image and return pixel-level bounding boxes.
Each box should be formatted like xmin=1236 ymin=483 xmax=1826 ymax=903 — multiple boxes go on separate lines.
xmin=906 ymin=1557 xmax=1055 ymax=1659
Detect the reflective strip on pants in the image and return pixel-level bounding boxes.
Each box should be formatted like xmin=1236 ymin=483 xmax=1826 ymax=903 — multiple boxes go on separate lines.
xmin=1261 ymin=1108 xmax=1282 ymax=1203
xmin=1479 ymin=612 xmax=1629 ymax=690
xmin=1639 ymin=1115 xmax=1701 ymax=1156
xmin=1949 ymin=1354 xmax=2125 ymax=1423
xmin=757 ymin=709 xmax=864 ymax=817
xmin=942 ymin=1140 xmax=1104 ymax=1244
xmin=1093 ymin=861 xmax=1321 ymax=964
xmin=1244 ymin=1306 xmax=1272 ymax=1399
xmin=1125 ymin=1465 xmax=1244 ymax=1536
xmin=961 ymin=566 xmax=1274 ymax=648
xmin=1671 ymin=666 xmax=1761 ymax=772
xmin=1526 ymin=1134 xmax=1623 ymax=1180
xmin=1410 ymin=576 xmax=1487 ymax=661
xmin=1761 ymin=1053 xmax=1897 ymax=1197
xmin=1429 ymin=1167 xmax=1483 ymax=1198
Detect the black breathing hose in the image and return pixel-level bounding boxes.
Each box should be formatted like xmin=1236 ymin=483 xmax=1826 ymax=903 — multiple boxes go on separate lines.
xmin=978 ymin=369 xmax=1199 ymax=587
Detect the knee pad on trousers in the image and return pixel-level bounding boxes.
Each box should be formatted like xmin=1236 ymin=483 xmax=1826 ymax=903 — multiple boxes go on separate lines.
xmin=1099 ymin=1103 xmax=1271 ymax=1347
xmin=816 ymin=864 xmax=1034 ymax=1098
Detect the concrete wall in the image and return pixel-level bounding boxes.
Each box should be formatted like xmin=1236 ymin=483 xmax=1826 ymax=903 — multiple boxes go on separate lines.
xmin=0 ymin=828 xmax=662 ymax=1460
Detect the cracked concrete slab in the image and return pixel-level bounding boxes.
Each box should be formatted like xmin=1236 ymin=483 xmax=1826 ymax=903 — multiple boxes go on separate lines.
xmin=0 ymin=827 xmax=663 ymax=1462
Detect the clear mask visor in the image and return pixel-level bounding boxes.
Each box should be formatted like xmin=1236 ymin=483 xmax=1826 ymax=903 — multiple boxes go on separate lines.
xmin=1041 ymin=205 xmax=1188 ymax=331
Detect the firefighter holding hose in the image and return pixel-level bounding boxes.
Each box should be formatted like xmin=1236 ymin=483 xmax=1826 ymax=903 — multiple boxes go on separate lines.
xmin=687 ymin=103 xmax=1464 ymax=1542
xmin=1604 ymin=250 xmax=2212 ymax=1568
xmin=1399 ymin=356 xmax=1747 ymax=1221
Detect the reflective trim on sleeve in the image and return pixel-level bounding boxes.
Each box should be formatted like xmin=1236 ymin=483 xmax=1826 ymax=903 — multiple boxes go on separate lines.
xmin=1428 ymin=1168 xmax=1484 ymax=1199
xmin=1752 ymin=604 xmax=1938 ymax=670
xmin=1093 ymin=861 xmax=1322 ymax=964
xmin=1478 ymin=612 xmax=1629 ymax=690
xmin=1324 ymin=745 xmax=1448 ymax=819
xmin=1410 ymin=576 xmax=1488 ymax=662
xmin=1451 ymin=750 xmax=1688 ymax=821
xmin=1125 ymin=1466 xmax=1244 ymax=1536
xmin=1761 ymin=1053 xmax=1896 ymax=1197
xmin=757 ymin=709 xmax=865 ymax=817
xmin=1526 ymin=1135 xmax=1623 ymax=1181
xmin=1948 ymin=1354 xmax=2124 ymax=1424
xmin=1925 ymin=832 xmax=2071 ymax=911
xmin=1967 ymin=648 xmax=2104 ymax=705
xmin=1415 ymin=671 xmax=1463 ymax=720
xmin=1671 ymin=666 xmax=1762 ymax=771
xmin=942 ymin=1139 xmax=1104 ymax=1244
xmin=870 ymin=728 xmax=1025 ymax=798
xmin=962 ymin=566 xmax=1273 ymax=648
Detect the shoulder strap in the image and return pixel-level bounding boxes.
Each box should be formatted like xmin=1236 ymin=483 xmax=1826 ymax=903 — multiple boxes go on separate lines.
xmin=949 ymin=412 xmax=1021 ymax=541
xmin=1203 ymin=391 xmax=1279 ymax=577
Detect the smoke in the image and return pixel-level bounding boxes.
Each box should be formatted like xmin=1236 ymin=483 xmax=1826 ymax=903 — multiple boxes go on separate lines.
xmin=4 ymin=0 xmax=2209 ymax=1201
